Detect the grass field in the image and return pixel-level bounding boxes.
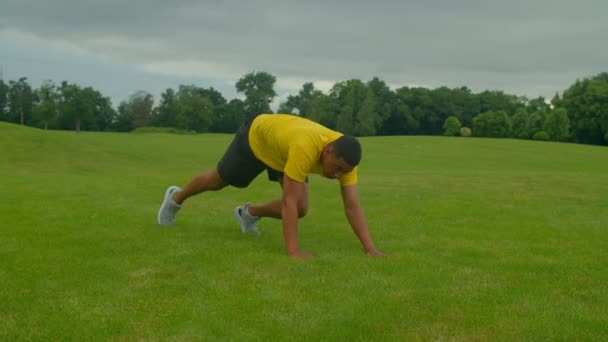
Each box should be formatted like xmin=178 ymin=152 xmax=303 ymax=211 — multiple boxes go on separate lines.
xmin=1 ymin=121 xmax=607 ymax=340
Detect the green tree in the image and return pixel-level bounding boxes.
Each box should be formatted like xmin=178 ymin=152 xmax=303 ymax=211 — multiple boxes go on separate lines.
xmin=473 ymin=111 xmax=512 ymax=137
xmin=390 ymin=87 xmax=422 ymax=135
xmin=58 ymin=82 xmax=92 ymax=131
xmin=211 ymin=99 xmax=247 ymax=133
xmin=544 ymin=108 xmax=570 ymax=141
xmin=331 ymin=79 xmax=378 ymax=135
xmin=152 ymin=88 xmax=179 ymax=128
xmin=367 ymin=77 xmax=395 ymax=135
xmin=32 ymin=80 xmax=59 ymax=129
xmin=236 ymin=71 xmax=276 ymax=116
xmin=8 ymin=77 xmax=34 ymax=125
xmin=198 ymin=87 xmax=227 ymax=109
xmin=113 ymin=102 xmax=133 ymax=132
xmin=527 ymin=110 xmax=546 ymax=137
xmin=0 ymin=79 xmax=8 ymax=121
xmin=453 ymin=86 xmax=478 ymax=127
xmin=76 ymin=87 xmax=98 ymax=131
xmin=558 ymin=73 xmax=608 ymax=145
xmin=175 ymin=85 xmax=214 ymax=132
xmin=432 ymin=86 xmax=459 ymax=134
xmin=354 ymin=88 xmax=378 ymax=136
xmin=93 ymin=93 xmax=115 ymax=132
xmin=58 ymin=84 xmax=107 ymax=132
xmin=280 ymin=82 xmax=316 ymax=117
xmin=394 ymin=86 xmax=443 ymax=135
xmin=526 ymin=96 xmax=550 ymax=114
xmin=331 ymin=80 xmax=367 ymax=134
xmin=511 ymin=109 xmax=530 ymax=139
xmin=307 ymin=92 xmax=337 ymax=129
xmin=478 ymin=90 xmax=523 ymax=116
xmin=443 ymin=116 xmax=462 ymax=136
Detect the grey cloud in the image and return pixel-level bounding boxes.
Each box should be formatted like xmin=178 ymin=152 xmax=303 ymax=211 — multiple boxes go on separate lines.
xmin=1 ymin=0 xmax=607 ymax=98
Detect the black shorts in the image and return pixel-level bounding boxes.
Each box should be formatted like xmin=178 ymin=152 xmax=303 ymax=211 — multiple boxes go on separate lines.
xmin=217 ymin=115 xmax=284 ymax=188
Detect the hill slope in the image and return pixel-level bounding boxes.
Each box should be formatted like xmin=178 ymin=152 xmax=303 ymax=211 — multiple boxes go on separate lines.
xmin=1 ymin=122 xmax=607 ymax=340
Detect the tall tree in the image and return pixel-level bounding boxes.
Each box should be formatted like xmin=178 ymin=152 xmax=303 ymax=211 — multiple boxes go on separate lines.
xmin=557 ymin=73 xmax=608 ymax=145
xmin=411 ymin=87 xmax=438 ymax=134
xmin=544 ymin=108 xmax=570 ymax=142
xmin=527 ymin=109 xmax=546 ymax=138
xmin=389 ymin=87 xmax=418 ymax=135
xmin=280 ymin=82 xmax=316 ymax=117
xmin=175 ymin=85 xmax=214 ymax=132
xmin=307 ymin=92 xmax=337 ymax=129
xmin=235 ymin=71 xmax=277 ymax=116
xmin=335 ymin=87 xmax=355 ymax=135
xmin=367 ymin=77 xmax=394 ymax=134
xmin=152 ymin=88 xmax=179 ymax=128
xmin=8 ymin=77 xmax=33 ymax=125
xmin=33 ymin=80 xmax=59 ymax=129
xmin=212 ymin=98 xmax=247 ymax=133
xmin=77 ymin=87 xmax=98 ymax=131
xmin=0 ymin=79 xmax=8 ymax=121
xmin=526 ymin=96 xmax=550 ymax=114
xmin=478 ymin=90 xmax=523 ymax=116
xmin=57 ymin=82 xmax=97 ymax=132
xmin=93 ymin=93 xmax=115 ymax=132
xmin=332 ymin=79 xmax=368 ymax=134
xmin=354 ymin=88 xmax=378 ymax=136
xmin=511 ymin=109 xmax=530 ymax=139
xmin=473 ymin=111 xmax=512 ymax=138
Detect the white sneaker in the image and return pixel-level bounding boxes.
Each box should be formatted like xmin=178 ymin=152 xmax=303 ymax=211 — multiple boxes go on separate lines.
xmin=234 ymin=202 xmax=260 ymax=235
xmin=157 ymin=186 xmax=182 ymax=226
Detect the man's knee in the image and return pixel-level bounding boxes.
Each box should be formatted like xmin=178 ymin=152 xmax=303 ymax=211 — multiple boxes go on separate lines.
xmin=207 ymin=170 xmax=228 ymax=190
xmin=297 ymin=202 xmax=309 ymax=218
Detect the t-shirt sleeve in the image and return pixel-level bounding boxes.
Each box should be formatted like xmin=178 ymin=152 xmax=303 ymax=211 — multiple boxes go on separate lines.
xmin=338 ymin=166 xmax=358 ymax=186
xmin=283 ymin=144 xmax=313 ymax=183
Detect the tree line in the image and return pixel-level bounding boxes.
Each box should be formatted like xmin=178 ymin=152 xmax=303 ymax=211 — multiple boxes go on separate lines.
xmin=1 ymin=71 xmax=607 ymax=146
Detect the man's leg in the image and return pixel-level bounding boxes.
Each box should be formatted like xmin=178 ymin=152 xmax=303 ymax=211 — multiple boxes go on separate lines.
xmin=248 ymin=180 xmax=309 ymax=219
xmin=158 ymin=169 xmax=227 ymax=226
xmin=173 ymin=169 xmax=227 ymax=205
xmin=248 ymin=199 xmax=282 ymax=219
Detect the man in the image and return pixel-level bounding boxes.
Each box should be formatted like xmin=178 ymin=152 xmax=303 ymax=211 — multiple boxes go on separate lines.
xmin=157 ymin=113 xmax=384 ymax=259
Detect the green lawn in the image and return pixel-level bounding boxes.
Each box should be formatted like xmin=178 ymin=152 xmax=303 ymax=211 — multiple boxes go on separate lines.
xmin=1 ymin=122 xmax=607 ymax=340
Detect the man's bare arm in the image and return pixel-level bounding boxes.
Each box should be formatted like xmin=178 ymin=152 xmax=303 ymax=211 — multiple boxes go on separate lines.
xmin=341 ymin=185 xmax=384 ymax=255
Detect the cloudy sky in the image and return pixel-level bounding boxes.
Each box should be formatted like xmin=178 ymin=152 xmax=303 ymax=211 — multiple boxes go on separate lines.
xmin=1 ymin=0 xmax=606 ymax=108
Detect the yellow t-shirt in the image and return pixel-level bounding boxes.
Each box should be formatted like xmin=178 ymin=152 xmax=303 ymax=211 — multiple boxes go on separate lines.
xmin=248 ymin=114 xmax=358 ymax=186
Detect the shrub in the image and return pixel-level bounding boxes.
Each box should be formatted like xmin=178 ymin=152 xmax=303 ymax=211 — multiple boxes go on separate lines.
xmin=532 ymin=131 xmax=550 ymax=141
xmin=443 ymin=116 xmax=462 ymax=136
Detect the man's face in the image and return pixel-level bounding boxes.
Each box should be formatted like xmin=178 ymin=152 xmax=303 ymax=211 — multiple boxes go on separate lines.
xmin=321 ymin=147 xmax=355 ymax=179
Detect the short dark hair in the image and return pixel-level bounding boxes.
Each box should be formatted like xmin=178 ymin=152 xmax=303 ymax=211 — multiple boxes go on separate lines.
xmin=331 ymin=135 xmax=362 ymax=166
